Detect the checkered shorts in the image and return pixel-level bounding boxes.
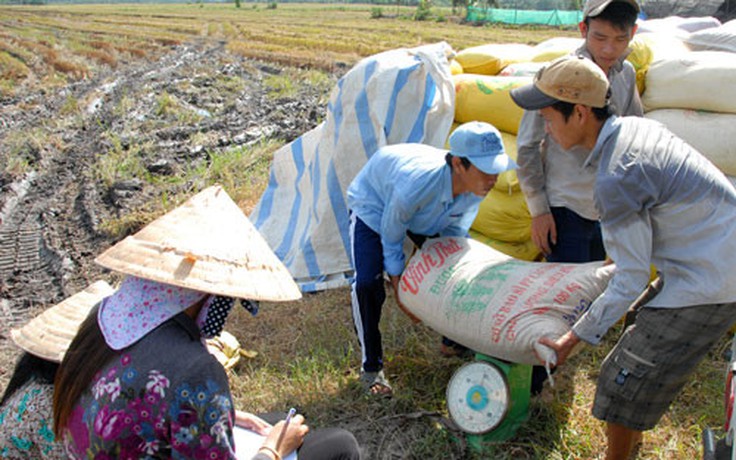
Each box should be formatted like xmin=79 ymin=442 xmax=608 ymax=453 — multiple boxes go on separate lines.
xmin=592 ymin=302 xmax=736 ymax=431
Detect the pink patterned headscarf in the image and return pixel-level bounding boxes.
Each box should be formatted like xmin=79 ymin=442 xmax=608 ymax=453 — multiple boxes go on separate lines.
xmin=98 ymin=276 xmax=208 ymax=350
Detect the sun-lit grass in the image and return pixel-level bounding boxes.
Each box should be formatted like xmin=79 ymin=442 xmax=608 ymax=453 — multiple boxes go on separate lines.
xmin=0 ymin=3 xmax=576 ymax=94
xmin=221 ymin=282 xmax=732 ymax=459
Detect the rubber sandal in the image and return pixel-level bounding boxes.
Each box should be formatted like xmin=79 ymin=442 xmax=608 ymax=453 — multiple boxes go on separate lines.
xmin=360 ymin=370 xmax=393 ymax=397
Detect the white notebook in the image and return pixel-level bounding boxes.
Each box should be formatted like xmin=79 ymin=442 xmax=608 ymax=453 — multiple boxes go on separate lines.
xmin=233 ymin=425 xmax=298 ymax=460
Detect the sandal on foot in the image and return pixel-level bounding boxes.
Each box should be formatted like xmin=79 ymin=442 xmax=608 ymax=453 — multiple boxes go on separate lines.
xmin=360 ymin=370 xmax=393 ymax=397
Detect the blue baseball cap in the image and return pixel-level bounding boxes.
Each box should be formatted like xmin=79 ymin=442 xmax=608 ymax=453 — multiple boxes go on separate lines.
xmin=449 ymin=121 xmax=517 ymax=175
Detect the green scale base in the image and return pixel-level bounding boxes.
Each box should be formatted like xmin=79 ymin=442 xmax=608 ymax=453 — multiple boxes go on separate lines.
xmin=465 ymin=353 xmax=532 ymax=450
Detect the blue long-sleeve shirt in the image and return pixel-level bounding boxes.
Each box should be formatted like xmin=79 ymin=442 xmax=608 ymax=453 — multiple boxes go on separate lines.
xmin=347 ymin=143 xmax=483 ymax=276
xmin=573 ymin=116 xmax=736 ymax=344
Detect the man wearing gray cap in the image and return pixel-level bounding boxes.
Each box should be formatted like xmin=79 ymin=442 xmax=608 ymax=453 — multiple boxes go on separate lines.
xmin=346 ymin=121 xmax=517 ymax=396
xmin=517 ymin=0 xmax=642 ymax=395
xmin=511 ymin=55 xmax=736 ymax=460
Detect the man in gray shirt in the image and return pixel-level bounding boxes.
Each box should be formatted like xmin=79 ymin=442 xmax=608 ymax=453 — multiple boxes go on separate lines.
xmin=517 ymin=0 xmax=643 ymax=395
xmin=511 ymin=55 xmax=736 ymax=460
xmin=517 ymin=0 xmax=642 ymax=263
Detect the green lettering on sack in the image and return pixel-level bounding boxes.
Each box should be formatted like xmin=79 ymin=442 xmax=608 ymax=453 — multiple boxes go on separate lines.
xmin=429 ymin=265 xmax=458 ymax=294
xmin=447 ymin=261 xmax=520 ymax=314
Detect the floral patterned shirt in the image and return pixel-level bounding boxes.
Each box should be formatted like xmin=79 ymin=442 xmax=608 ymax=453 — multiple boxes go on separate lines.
xmin=63 ymin=312 xmax=238 ymax=459
xmin=0 ymin=378 xmax=65 ymax=459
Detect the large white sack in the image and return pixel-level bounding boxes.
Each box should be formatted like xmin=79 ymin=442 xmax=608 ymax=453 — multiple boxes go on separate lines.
xmin=686 ymin=19 xmax=736 ymax=53
xmin=645 ymin=109 xmax=736 ymax=176
xmin=251 ymin=42 xmax=455 ymax=291
xmin=398 ymin=237 xmax=614 ymax=365
xmin=642 ymin=51 xmax=736 ymax=113
xmin=637 ymin=16 xmax=721 ymax=36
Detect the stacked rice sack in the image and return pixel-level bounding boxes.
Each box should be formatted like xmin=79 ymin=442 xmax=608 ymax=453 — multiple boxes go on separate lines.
xmin=640 ymin=19 xmax=736 ymax=185
xmin=447 ymin=18 xmax=736 ymax=262
xmin=448 ymin=38 xmax=583 ymax=262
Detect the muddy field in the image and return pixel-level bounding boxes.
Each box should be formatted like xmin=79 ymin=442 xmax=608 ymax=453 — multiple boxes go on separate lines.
xmin=0 ymin=40 xmax=338 ymax=382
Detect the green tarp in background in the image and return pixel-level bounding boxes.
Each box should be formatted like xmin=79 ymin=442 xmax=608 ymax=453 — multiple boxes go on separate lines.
xmin=467 ymin=6 xmax=583 ymax=26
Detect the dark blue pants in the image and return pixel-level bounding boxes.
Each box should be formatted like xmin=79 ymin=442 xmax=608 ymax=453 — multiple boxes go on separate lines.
xmin=349 ymin=214 xmax=387 ymax=373
xmin=545 ymin=207 xmax=605 ymax=263
xmin=533 ymin=207 xmax=605 ymax=394
xmin=349 ymin=214 xmax=464 ymax=372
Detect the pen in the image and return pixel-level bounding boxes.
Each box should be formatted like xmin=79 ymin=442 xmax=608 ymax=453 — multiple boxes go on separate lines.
xmin=275 ymin=407 xmax=296 ymax=451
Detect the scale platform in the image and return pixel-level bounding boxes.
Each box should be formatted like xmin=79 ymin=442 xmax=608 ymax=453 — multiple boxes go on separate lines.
xmin=446 ymin=353 xmax=532 ymax=450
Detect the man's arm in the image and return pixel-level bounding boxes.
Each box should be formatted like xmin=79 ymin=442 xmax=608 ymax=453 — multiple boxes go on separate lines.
xmin=571 ymin=170 xmax=655 ymax=345
xmin=517 ymin=110 xmax=556 ymax=255
xmin=379 ymin=198 xmax=412 ymax=277
xmin=618 ymin=61 xmax=644 ymax=117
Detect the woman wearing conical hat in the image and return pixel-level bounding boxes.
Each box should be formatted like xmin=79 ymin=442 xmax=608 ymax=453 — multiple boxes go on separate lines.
xmin=52 ymin=186 xmax=360 ymax=460
xmin=0 ymin=280 xmax=114 ymax=459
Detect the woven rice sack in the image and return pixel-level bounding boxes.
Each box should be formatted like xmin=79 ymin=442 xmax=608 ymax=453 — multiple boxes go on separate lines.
xmin=454 ymin=74 xmax=531 ymax=134
xmin=470 ymin=187 xmax=531 ymax=244
xmin=470 ymin=230 xmax=540 ymax=262
xmin=449 ymin=59 xmax=464 ymax=75
xmin=645 ymin=109 xmax=736 ymax=176
xmin=499 ymin=61 xmax=546 ymax=77
xmin=642 ymin=51 xmax=736 ymax=113
xmin=454 ymin=43 xmax=533 ymax=76
xmin=398 ymin=236 xmax=614 ymax=365
xmin=529 ymin=37 xmax=583 ymax=63
xmin=627 ymin=33 xmax=690 ymax=95
xmin=637 ymin=16 xmax=721 ymax=35
xmin=686 ymin=19 xmax=736 ymax=53
xmin=494 ymin=131 xmax=519 ymax=194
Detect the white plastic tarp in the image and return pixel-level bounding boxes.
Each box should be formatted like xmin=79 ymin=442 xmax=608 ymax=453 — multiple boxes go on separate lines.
xmin=251 ymin=42 xmax=456 ymax=292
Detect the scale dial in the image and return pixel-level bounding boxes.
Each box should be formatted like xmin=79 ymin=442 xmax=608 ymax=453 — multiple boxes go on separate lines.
xmin=446 ymin=360 xmax=510 ymax=434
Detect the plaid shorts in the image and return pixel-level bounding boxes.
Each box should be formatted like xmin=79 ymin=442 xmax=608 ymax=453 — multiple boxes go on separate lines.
xmin=592 ymin=302 xmax=736 ymax=431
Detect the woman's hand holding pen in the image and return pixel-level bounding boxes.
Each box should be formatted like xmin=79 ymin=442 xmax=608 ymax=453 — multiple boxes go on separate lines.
xmin=258 ymin=412 xmax=309 ymax=460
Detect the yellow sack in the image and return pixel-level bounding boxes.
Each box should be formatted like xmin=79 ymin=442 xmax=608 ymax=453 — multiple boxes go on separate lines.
xmin=454 ymin=74 xmax=531 ymax=135
xmin=626 ymin=34 xmax=654 ymax=95
xmin=529 ymin=37 xmax=583 ymax=63
xmin=454 ymin=43 xmax=533 ymax=76
xmin=470 ymin=229 xmax=541 ymax=261
xmin=471 ymin=187 xmax=531 ymax=243
xmin=449 ymin=59 xmax=463 ymax=75
xmin=495 ymin=132 xmax=520 ymax=194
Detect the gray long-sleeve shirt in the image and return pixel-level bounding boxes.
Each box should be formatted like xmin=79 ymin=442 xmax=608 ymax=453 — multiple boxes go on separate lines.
xmin=572 ymin=116 xmax=736 ymax=344
xmin=516 ymin=46 xmax=643 ymax=220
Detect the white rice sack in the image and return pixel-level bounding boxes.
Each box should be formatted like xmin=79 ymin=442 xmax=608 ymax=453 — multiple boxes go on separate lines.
xmin=637 ymin=16 xmax=721 ymax=36
xmin=398 ymin=237 xmax=614 ymax=365
xmin=645 ymin=109 xmax=736 ymax=176
xmin=642 ymin=51 xmax=736 ymax=113
xmin=499 ymin=61 xmax=547 ymax=77
xmin=686 ymin=19 xmax=736 ymax=53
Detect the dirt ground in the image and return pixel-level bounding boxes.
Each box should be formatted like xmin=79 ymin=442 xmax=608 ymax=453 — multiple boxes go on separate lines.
xmin=0 ymin=40 xmax=337 ymax=386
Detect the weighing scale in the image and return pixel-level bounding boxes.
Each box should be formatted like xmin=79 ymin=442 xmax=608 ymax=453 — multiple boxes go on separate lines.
xmin=446 ymin=353 xmax=532 ymax=450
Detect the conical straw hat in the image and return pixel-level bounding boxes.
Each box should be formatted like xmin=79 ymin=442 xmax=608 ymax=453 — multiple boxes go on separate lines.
xmin=10 ymin=280 xmax=115 ymax=362
xmin=94 ymin=185 xmax=301 ymax=302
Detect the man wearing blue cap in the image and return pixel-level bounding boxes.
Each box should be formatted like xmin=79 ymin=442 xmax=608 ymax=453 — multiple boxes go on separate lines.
xmin=346 ymin=121 xmax=517 ymax=396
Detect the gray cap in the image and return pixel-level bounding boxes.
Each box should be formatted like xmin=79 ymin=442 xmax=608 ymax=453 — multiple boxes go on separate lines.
xmin=583 ymin=0 xmax=640 ymax=18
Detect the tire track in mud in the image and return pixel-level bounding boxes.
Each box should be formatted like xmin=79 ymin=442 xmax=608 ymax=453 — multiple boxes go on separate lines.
xmin=0 ymin=41 xmax=333 ymax=381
